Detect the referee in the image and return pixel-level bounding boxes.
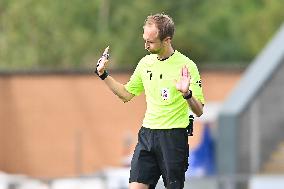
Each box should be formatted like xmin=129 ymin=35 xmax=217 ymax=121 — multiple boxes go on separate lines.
xmin=95 ymin=13 xmax=205 ymax=189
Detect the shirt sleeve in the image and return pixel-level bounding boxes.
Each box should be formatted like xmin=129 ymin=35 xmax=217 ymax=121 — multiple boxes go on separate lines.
xmin=124 ymin=62 xmax=144 ymax=96
xmin=189 ymin=62 xmax=205 ymax=105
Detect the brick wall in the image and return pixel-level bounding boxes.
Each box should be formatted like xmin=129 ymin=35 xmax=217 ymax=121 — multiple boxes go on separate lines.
xmin=0 ymin=70 xmax=242 ymax=178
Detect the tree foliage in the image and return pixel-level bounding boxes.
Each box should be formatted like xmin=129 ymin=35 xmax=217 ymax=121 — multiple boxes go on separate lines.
xmin=0 ymin=0 xmax=283 ymax=70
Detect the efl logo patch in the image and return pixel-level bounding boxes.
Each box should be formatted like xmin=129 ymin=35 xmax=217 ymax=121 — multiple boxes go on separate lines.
xmin=161 ymin=88 xmax=170 ymax=100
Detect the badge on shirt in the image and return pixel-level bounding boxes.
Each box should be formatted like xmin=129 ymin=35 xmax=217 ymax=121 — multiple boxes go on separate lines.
xmin=161 ymin=88 xmax=170 ymax=100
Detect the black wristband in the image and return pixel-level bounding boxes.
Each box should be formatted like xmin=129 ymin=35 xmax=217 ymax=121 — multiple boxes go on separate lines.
xmin=95 ymin=70 xmax=109 ymax=80
xmin=183 ymin=90 xmax=192 ymax=100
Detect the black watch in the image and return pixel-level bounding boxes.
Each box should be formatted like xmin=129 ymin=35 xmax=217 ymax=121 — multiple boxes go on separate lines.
xmin=183 ymin=90 xmax=192 ymax=100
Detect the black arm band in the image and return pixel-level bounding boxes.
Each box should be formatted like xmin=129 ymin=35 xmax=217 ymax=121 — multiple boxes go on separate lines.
xmin=95 ymin=70 xmax=109 ymax=80
xmin=183 ymin=90 xmax=192 ymax=100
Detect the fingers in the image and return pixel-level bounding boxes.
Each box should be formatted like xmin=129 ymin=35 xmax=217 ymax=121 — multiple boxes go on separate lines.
xmin=96 ymin=46 xmax=110 ymax=75
xmin=97 ymin=46 xmax=110 ymax=66
xmin=181 ymin=65 xmax=189 ymax=77
xmin=97 ymin=57 xmax=103 ymax=66
xmin=103 ymin=60 xmax=109 ymax=67
xmin=96 ymin=60 xmax=109 ymax=75
xmin=183 ymin=65 xmax=188 ymax=77
xmin=102 ymin=46 xmax=110 ymax=60
xmin=97 ymin=60 xmax=109 ymax=69
xmin=103 ymin=46 xmax=109 ymax=55
xmin=183 ymin=65 xmax=192 ymax=79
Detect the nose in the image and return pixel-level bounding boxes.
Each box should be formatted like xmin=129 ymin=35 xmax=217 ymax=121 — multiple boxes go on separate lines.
xmin=145 ymin=42 xmax=149 ymax=50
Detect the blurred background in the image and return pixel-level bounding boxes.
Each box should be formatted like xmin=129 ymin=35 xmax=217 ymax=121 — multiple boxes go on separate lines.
xmin=0 ymin=0 xmax=284 ymax=189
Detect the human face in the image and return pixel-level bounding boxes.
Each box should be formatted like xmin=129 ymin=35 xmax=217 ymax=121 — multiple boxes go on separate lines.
xmin=143 ymin=24 xmax=163 ymax=54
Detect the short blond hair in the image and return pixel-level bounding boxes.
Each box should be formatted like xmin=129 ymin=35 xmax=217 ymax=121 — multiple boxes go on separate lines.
xmin=144 ymin=13 xmax=175 ymax=41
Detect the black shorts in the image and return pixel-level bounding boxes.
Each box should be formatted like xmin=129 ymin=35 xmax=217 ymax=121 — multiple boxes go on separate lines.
xmin=129 ymin=127 xmax=189 ymax=189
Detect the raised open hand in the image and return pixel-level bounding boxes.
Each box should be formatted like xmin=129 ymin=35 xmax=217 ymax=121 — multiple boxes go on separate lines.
xmin=175 ymin=65 xmax=191 ymax=94
xmin=96 ymin=46 xmax=110 ymax=76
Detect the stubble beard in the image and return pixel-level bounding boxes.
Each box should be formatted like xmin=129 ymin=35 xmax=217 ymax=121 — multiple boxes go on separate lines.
xmin=147 ymin=47 xmax=162 ymax=55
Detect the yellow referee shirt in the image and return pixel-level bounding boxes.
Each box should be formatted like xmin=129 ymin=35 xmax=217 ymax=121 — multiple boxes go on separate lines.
xmin=125 ymin=50 xmax=205 ymax=129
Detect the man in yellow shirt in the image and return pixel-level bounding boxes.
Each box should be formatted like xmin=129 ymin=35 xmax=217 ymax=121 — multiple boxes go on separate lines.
xmin=96 ymin=13 xmax=205 ymax=189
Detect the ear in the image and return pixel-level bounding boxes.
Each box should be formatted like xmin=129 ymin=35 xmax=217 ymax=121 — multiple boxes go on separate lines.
xmin=163 ymin=37 xmax=171 ymax=44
